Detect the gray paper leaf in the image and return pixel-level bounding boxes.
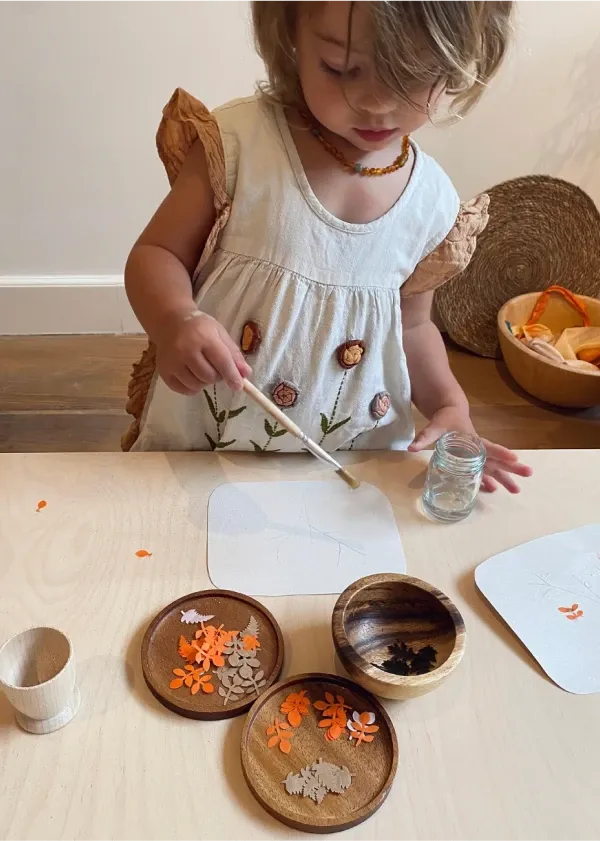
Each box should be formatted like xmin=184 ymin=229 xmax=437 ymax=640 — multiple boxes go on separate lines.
xmin=218 ymin=687 xmax=226 ymax=697
xmin=284 ymin=773 xmax=305 ymax=796
xmin=254 ymin=670 xmax=264 ymax=681
xmin=241 ymin=615 xmax=260 ymax=639
xmin=232 ymin=673 xmax=243 ymax=686
xmin=228 ymin=653 xmax=241 ymax=668
xmin=232 ymin=685 xmax=245 ymax=694
xmin=239 ymin=664 xmax=253 ymax=680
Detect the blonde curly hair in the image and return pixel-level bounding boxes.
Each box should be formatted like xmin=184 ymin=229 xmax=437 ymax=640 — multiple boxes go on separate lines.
xmin=252 ymin=1 xmax=513 ymax=118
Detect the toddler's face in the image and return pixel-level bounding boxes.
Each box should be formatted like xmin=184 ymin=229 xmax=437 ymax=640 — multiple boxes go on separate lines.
xmin=295 ymin=2 xmax=438 ymax=152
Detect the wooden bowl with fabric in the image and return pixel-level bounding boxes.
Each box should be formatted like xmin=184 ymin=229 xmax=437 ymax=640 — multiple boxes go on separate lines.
xmin=498 ymin=293 xmax=600 ymax=408
xmin=332 ymin=574 xmax=466 ymax=701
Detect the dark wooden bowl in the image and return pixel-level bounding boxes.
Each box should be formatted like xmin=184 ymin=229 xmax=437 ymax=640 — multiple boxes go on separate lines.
xmin=332 ymin=574 xmax=466 ymax=700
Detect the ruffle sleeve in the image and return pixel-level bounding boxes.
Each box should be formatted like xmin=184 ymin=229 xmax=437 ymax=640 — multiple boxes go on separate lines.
xmin=401 ymin=193 xmax=490 ymax=298
xmin=121 ymin=89 xmax=230 ymax=451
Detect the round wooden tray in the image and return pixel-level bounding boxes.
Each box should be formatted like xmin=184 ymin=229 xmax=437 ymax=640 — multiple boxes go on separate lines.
xmin=141 ymin=589 xmax=284 ymax=720
xmin=241 ymin=673 xmax=398 ymax=833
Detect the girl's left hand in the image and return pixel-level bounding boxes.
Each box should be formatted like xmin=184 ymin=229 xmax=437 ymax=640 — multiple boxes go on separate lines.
xmin=408 ymin=407 xmax=533 ymax=494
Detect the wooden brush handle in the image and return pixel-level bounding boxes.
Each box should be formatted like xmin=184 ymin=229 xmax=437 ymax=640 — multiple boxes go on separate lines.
xmin=241 ymin=379 xmax=339 ymax=468
xmin=242 ymin=379 xmax=307 ymax=440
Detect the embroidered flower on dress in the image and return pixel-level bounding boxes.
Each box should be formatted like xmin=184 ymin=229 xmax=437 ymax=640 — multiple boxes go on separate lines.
xmin=370 ymin=391 xmax=391 ymax=420
xmin=272 ymin=381 xmax=298 ymax=408
xmin=240 ymin=321 xmax=261 ymax=354
xmin=337 ymin=340 xmax=365 ymax=370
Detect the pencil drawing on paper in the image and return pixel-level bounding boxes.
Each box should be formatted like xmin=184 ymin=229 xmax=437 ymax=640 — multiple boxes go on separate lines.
xmin=528 ymin=555 xmax=600 ymax=616
xmin=265 ymin=498 xmax=367 ymax=567
xmin=207 ymin=480 xmax=406 ymax=596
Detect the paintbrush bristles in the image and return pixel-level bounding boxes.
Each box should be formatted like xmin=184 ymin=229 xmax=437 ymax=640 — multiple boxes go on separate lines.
xmin=336 ymin=468 xmax=361 ymax=490
xmin=242 ymin=379 xmax=360 ymax=489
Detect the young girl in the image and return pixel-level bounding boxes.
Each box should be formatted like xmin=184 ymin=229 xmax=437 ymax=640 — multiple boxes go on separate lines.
xmin=124 ymin=0 xmax=531 ymax=493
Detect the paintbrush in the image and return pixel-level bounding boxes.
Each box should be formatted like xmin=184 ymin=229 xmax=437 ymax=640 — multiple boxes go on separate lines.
xmin=241 ymin=379 xmax=360 ymax=490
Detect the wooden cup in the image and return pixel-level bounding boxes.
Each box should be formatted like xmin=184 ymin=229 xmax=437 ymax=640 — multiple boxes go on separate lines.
xmin=0 ymin=627 xmax=80 ymax=734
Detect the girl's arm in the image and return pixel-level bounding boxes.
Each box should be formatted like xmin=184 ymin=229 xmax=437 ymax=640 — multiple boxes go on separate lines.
xmin=402 ymin=291 xmax=532 ymax=493
xmin=125 ymin=141 xmax=250 ymax=394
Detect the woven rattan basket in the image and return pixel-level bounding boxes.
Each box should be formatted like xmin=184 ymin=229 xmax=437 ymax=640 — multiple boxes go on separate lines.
xmin=436 ymin=176 xmax=600 ymax=358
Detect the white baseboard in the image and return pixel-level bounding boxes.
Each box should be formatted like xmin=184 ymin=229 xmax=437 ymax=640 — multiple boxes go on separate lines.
xmin=0 ymin=276 xmax=143 ymax=335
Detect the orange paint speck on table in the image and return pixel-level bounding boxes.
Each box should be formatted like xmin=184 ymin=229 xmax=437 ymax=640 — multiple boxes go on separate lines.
xmin=35 ymin=500 xmax=47 ymax=513
xmin=135 ymin=549 xmax=152 ymax=558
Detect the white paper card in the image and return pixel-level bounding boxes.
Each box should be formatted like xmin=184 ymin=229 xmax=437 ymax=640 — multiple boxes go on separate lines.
xmin=207 ymin=481 xmax=406 ymax=596
xmin=475 ymin=524 xmax=600 ymax=694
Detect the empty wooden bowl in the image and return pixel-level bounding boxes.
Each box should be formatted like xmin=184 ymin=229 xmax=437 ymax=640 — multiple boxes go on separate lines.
xmin=498 ymin=292 xmax=600 ymax=408
xmin=332 ymin=574 xmax=466 ymax=700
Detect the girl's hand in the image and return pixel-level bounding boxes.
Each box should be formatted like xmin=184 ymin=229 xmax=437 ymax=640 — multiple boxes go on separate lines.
xmin=154 ymin=311 xmax=251 ymax=395
xmin=408 ymin=406 xmax=533 ymax=494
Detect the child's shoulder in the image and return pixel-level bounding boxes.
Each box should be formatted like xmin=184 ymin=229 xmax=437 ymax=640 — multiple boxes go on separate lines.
xmin=213 ymin=94 xmax=261 ymax=116
xmin=410 ymin=141 xmax=461 ymax=247
xmin=413 ymin=141 xmax=458 ymax=200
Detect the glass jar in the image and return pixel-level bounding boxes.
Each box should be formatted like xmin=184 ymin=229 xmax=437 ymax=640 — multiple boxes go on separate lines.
xmin=422 ymin=432 xmax=487 ymax=522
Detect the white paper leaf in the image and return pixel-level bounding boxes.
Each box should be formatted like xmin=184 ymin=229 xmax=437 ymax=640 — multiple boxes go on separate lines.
xmin=245 ymin=658 xmax=261 ymax=668
xmin=218 ymin=687 xmax=226 ymax=697
xmin=241 ymin=614 xmax=260 ymax=639
xmin=254 ymin=670 xmax=264 ymax=681
xmin=239 ymin=663 xmax=253 ymax=680
xmin=228 ymin=653 xmax=241 ymax=668
xmin=180 ymin=609 xmax=214 ymax=625
xmin=232 ymin=673 xmax=242 ymax=686
xmin=232 ymin=685 xmax=244 ymax=694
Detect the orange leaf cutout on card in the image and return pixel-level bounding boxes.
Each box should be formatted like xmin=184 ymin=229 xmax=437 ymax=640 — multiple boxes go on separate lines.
xmin=136 ymin=549 xmax=152 ymax=558
xmin=266 ymin=717 xmax=294 ymax=753
xmin=559 ymin=604 xmax=584 ymax=620
xmin=35 ymin=500 xmax=47 ymax=513
xmin=347 ymin=711 xmax=379 ymax=746
xmin=280 ymin=690 xmax=311 ymax=727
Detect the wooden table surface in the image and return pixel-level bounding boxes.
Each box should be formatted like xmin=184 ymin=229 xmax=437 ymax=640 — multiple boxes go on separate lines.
xmin=0 ymin=451 xmax=598 ymax=841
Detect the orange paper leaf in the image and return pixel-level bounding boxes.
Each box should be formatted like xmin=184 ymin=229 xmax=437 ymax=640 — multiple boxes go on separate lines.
xmin=170 ymin=678 xmax=184 ymax=689
xmin=178 ymin=636 xmax=198 ymax=663
xmin=287 ymin=708 xmax=302 ymax=727
xmin=266 ymin=717 xmax=295 ymax=753
xmin=35 ymin=500 xmax=47 ymax=513
xmin=135 ymin=549 xmax=152 ymax=558
xmin=242 ymin=635 xmax=261 ymax=651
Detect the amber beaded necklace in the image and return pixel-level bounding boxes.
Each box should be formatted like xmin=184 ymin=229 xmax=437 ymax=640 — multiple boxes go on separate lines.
xmin=300 ymin=110 xmax=410 ymax=177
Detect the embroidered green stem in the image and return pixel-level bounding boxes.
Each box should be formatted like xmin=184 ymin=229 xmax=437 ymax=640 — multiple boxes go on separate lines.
xmin=348 ymin=419 xmax=379 ymax=451
xmin=319 ymin=372 xmax=351 ymax=445
xmin=250 ymin=418 xmax=287 ymax=453
xmin=204 ymin=388 xmax=246 ymax=451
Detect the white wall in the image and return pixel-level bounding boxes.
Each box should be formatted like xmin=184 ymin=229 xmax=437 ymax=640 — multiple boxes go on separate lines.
xmin=0 ymin=1 xmax=599 ymax=331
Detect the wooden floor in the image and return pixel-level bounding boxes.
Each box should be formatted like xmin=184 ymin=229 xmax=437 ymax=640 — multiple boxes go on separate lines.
xmin=0 ymin=335 xmax=598 ymax=452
